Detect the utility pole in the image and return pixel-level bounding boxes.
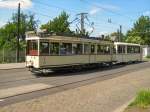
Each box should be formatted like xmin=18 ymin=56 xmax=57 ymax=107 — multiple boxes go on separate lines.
xmin=16 ymin=3 xmax=20 ymax=62
xmin=77 ymin=13 xmax=88 ymax=35
xmin=117 ymin=29 xmax=120 ymax=42
xmin=119 ymin=25 xmax=122 ymax=42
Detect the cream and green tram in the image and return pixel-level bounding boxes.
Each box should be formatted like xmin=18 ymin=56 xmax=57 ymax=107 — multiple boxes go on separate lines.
xmin=114 ymin=42 xmax=142 ymax=63
xmin=26 ymin=32 xmax=115 ymax=71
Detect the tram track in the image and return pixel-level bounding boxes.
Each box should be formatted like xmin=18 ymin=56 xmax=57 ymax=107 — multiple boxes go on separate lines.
xmin=0 ymin=63 xmax=136 ymax=85
xmin=0 ymin=62 xmax=149 ymax=88
xmin=0 ymin=61 xmax=150 ymax=107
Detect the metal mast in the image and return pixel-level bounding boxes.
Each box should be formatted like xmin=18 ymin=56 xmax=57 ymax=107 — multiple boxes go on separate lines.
xmin=16 ymin=3 xmax=20 ymax=62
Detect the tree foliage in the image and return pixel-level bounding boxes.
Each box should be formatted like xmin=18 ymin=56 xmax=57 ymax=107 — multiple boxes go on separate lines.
xmin=0 ymin=12 xmax=38 ymax=50
xmin=110 ymin=32 xmax=126 ymax=42
xmin=126 ymin=16 xmax=150 ymax=44
xmin=41 ymin=11 xmax=72 ymax=35
xmin=11 ymin=12 xmax=38 ymax=39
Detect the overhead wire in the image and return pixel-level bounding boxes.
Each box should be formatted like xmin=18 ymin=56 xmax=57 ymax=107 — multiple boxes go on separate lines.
xmin=33 ymin=0 xmax=78 ymax=14
xmin=24 ymin=0 xmax=138 ymax=34
xmin=80 ymin=0 xmax=136 ymax=22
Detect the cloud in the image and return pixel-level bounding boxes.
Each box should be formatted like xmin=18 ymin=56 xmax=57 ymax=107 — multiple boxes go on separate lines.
xmin=89 ymin=3 xmax=120 ymax=15
xmin=100 ymin=4 xmax=120 ymax=11
xmin=0 ymin=0 xmax=32 ymax=9
xmin=143 ymin=11 xmax=150 ymax=16
xmin=89 ymin=7 xmax=101 ymax=15
xmin=0 ymin=21 xmax=6 ymax=27
xmin=97 ymin=31 xmax=108 ymax=35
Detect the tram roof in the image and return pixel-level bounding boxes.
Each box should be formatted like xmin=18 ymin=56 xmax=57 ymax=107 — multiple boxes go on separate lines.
xmin=26 ymin=32 xmax=113 ymax=44
xmin=114 ymin=42 xmax=141 ymax=46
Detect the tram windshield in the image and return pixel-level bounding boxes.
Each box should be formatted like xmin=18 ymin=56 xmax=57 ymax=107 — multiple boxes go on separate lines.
xmin=27 ymin=40 xmax=38 ymax=56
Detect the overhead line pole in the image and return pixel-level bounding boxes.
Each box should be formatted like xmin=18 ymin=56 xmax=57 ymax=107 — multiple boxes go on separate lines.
xmin=77 ymin=13 xmax=88 ymax=35
xmin=16 ymin=3 xmax=20 ymax=62
xmin=119 ymin=25 xmax=122 ymax=42
xmin=117 ymin=29 xmax=120 ymax=42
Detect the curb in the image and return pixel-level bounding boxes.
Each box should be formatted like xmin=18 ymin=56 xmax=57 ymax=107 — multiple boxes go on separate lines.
xmin=113 ymin=97 xmax=135 ymax=112
xmin=0 ymin=67 xmax=26 ymax=70
xmin=0 ymin=63 xmax=25 ymax=70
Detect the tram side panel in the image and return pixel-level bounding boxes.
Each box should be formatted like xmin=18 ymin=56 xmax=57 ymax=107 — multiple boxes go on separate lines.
xmin=38 ymin=55 xmax=115 ymax=68
xmin=123 ymin=54 xmax=142 ymax=62
xmin=96 ymin=55 xmax=112 ymax=63
xmin=38 ymin=55 xmax=90 ymax=68
xmin=35 ymin=55 xmax=114 ymax=69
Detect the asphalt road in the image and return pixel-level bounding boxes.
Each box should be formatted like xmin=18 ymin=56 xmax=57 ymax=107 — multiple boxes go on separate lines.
xmin=0 ymin=61 xmax=150 ymax=107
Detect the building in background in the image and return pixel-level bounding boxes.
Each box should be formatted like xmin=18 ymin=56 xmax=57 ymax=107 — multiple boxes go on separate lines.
xmin=142 ymin=45 xmax=150 ymax=58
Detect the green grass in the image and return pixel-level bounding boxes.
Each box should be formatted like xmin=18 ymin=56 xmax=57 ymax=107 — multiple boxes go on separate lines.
xmin=143 ymin=57 xmax=150 ymax=61
xmin=129 ymin=90 xmax=150 ymax=108
xmin=146 ymin=56 xmax=150 ymax=59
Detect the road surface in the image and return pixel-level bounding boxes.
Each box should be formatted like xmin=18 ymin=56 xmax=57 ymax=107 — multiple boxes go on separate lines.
xmin=0 ymin=62 xmax=150 ymax=107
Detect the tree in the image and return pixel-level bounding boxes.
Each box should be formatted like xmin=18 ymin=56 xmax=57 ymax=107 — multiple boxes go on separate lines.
xmin=41 ymin=11 xmax=72 ymax=35
xmin=110 ymin=32 xmax=126 ymax=42
xmin=126 ymin=16 xmax=150 ymax=44
xmin=0 ymin=12 xmax=38 ymax=50
xmin=11 ymin=12 xmax=38 ymax=39
xmin=126 ymin=35 xmax=144 ymax=44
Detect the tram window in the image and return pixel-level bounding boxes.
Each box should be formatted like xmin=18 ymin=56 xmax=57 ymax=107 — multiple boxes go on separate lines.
xmin=72 ymin=44 xmax=77 ymax=55
xmin=134 ymin=46 xmax=140 ymax=53
xmin=97 ymin=45 xmax=104 ymax=54
xmin=73 ymin=44 xmax=83 ymax=55
xmin=131 ymin=47 xmax=134 ymax=53
xmin=104 ymin=45 xmax=110 ymax=54
xmin=60 ymin=43 xmax=72 ymax=55
xmin=118 ymin=46 xmax=122 ymax=53
xmin=127 ymin=46 xmax=131 ymax=53
xmin=77 ymin=44 xmax=83 ymax=54
xmin=113 ymin=46 xmax=116 ymax=54
xmin=50 ymin=43 xmax=59 ymax=55
xmin=27 ymin=40 xmax=38 ymax=56
xmin=118 ymin=45 xmax=125 ymax=54
xmin=118 ymin=46 xmax=122 ymax=54
xmin=127 ymin=46 xmax=134 ymax=53
xmin=91 ymin=45 xmax=95 ymax=54
xmin=84 ymin=44 xmax=90 ymax=54
xmin=122 ymin=46 xmax=125 ymax=53
xmin=40 ymin=42 xmax=49 ymax=55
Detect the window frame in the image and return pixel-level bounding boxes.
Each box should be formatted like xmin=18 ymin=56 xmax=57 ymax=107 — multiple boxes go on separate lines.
xmin=40 ymin=41 xmax=50 ymax=56
xmin=60 ymin=43 xmax=72 ymax=55
xmin=50 ymin=42 xmax=60 ymax=56
xmin=26 ymin=40 xmax=38 ymax=56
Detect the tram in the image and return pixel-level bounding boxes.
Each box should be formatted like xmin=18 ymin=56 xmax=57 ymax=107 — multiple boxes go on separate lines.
xmin=114 ymin=42 xmax=142 ymax=63
xmin=25 ymin=31 xmax=142 ymax=72
xmin=26 ymin=31 xmax=115 ymax=71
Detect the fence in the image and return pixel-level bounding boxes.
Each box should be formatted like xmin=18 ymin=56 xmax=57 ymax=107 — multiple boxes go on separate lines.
xmin=0 ymin=49 xmax=25 ymax=63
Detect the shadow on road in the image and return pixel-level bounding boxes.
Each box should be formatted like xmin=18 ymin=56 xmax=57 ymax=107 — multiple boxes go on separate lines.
xmin=32 ymin=61 xmax=144 ymax=78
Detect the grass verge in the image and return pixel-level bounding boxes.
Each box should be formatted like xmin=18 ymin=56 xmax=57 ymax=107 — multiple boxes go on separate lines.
xmin=129 ymin=90 xmax=150 ymax=108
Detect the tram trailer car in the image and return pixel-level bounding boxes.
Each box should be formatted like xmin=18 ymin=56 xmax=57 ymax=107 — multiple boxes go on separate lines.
xmin=114 ymin=42 xmax=142 ymax=63
xmin=26 ymin=32 xmax=116 ymax=71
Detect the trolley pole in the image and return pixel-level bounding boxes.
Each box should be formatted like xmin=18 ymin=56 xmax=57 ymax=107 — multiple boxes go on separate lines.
xmin=16 ymin=3 xmax=20 ymax=62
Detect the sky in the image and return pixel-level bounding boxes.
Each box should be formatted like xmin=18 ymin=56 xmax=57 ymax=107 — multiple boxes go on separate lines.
xmin=0 ymin=0 xmax=150 ymax=36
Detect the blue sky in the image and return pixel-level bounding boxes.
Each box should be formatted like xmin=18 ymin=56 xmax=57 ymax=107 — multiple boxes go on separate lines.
xmin=0 ymin=0 xmax=150 ymax=36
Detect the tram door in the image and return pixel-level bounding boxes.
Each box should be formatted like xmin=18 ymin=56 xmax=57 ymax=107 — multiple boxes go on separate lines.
xmin=116 ymin=45 xmax=125 ymax=62
xmin=89 ymin=44 xmax=96 ymax=63
xmin=40 ymin=41 xmax=50 ymax=66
